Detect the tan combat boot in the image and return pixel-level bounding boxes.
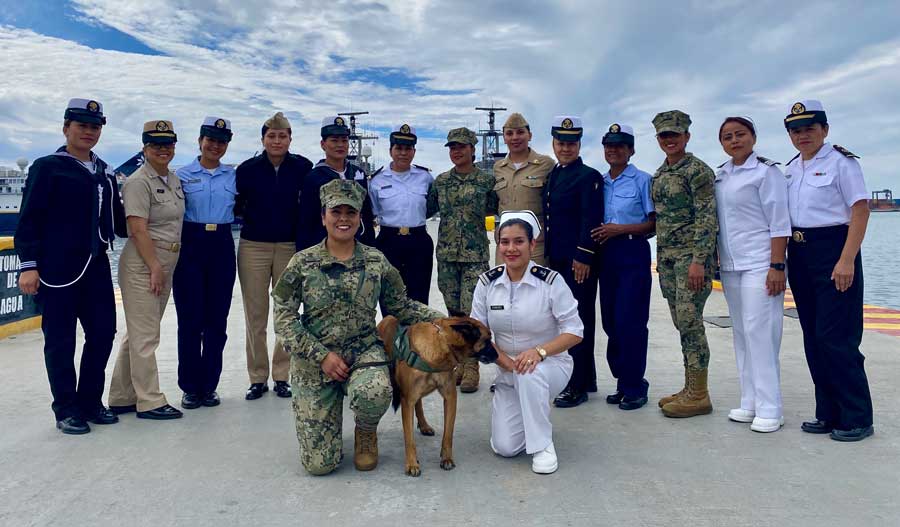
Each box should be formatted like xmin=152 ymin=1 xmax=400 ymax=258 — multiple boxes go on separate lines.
xmin=354 ymin=425 xmax=379 ymax=471
xmin=658 ymin=369 xmax=689 ymax=408
xmin=459 ymin=359 xmax=480 ymax=393
xmin=661 ymin=368 xmax=713 ymax=418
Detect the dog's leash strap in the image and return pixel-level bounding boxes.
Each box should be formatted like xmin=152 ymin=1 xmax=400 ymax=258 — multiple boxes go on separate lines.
xmin=349 ymin=360 xmax=392 ymax=372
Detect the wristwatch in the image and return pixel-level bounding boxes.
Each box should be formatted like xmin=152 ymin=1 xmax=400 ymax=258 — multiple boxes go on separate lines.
xmin=769 ymin=262 xmax=786 ymax=271
xmin=535 ymin=347 xmax=548 ymax=361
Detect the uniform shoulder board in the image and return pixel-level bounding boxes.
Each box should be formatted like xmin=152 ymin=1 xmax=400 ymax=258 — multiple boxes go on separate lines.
xmin=717 ymin=160 xmax=727 ymax=169
xmin=413 ymin=164 xmax=431 ymax=172
xmin=529 ymin=265 xmax=558 ymax=284
xmin=479 ymin=265 xmax=505 ymax=285
xmin=371 ymin=166 xmax=384 ymax=177
xmin=833 ymin=145 xmax=859 ymax=159
xmin=756 ymin=156 xmax=779 ymax=166
xmin=786 ymin=153 xmax=801 ymax=166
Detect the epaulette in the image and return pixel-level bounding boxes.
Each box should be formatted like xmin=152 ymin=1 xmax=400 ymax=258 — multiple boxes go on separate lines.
xmin=478 ymin=265 xmax=505 ymax=285
xmin=717 ymin=160 xmax=727 ymax=169
xmin=413 ymin=164 xmax=431 ymax=172
xmin=785 ymin=153 xmax=801 ymax=166
xmin=371 ymin=166 xmax=384 ymax=178
xmin=833 ymin=145 xmax=859 ymax=159
xmin=757 ymin=156 xmax=779 ymax=166
xmin=529 ymin=265 xmax=558 ymax=284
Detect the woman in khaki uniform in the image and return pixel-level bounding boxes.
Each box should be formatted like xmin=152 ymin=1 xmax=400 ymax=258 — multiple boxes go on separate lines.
xmin=108 ymin=120 xmax=186 ymax=420
xmin=492 ymin=113 xmax=555 ymax=265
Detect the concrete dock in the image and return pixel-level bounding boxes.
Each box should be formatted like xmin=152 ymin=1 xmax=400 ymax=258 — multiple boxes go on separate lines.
xmin=1 ymin=226 xmax=898 ymax=527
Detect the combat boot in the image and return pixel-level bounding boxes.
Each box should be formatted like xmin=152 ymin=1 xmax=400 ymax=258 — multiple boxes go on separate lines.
xmin=658 ymin=369 xmax=689 ymax=408
xmin=354 ymin=425 xmax=379 ymax=471
xmin=661 ymin=368 xmax=712 ymax=418
xmin=459 ymin=359 xmax=480 ymax=393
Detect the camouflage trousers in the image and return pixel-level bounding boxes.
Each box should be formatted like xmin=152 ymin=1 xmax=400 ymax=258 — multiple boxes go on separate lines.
xmin=290 ymin=346 xmax=392 ymax=475
xmin=657 ymin=249 xmax=713 ymax=370
xmin=437 ymin=259 xmax=489 ymax=314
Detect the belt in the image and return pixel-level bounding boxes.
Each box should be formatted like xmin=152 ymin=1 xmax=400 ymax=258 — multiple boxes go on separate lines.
xmin=791 ymin=225 xmax=849 ymax=244
xmin=184 ymin=221 xmax=229 ymax=232
xmin=153 ymin=240 xmax=181 ymax=252
xmin=381 ymin=225 xmax=426 ymax=236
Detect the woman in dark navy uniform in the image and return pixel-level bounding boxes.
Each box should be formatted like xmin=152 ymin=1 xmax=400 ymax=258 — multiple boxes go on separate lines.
xmin=15 ymin=98 xmax=126 ymax=434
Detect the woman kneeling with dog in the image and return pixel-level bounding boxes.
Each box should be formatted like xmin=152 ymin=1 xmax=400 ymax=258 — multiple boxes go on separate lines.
xmin=272 ymin=179 xmax=444 ymax=475
xmin=471 ymin=211 xmax=583 ymax=474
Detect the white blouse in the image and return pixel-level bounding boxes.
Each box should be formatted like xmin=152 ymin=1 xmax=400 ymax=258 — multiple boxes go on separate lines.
xmin=470 ymin=262 xmax=584 ymax=356
xmin=714 ymin=153 xmax=791 ymax=272
xmin=785 ymin=143 xmax=868 ymax=228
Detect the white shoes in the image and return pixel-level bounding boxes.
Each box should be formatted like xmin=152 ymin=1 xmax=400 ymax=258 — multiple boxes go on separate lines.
xmin=532 ymin=442 xmax=558 ymax=474
xmin=728 ymin=408 xmax=755 ymax=423
xmin=751 ymin=416 xmax=784 ymax=433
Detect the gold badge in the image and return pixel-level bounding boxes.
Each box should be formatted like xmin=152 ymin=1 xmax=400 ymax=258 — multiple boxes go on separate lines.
xmin=215 ymin=119 xmax=226 ymax=129
xmin=335 ymin=117 xmax=345 ymax=126
xmin=609 ymin=124 xmax=620 ymax=133
xmin=561 ymin=118 xmax=574 ymax=129
xmin=400 ymin=124 xmax=410 ymax=134
xmin=156 ymin=121 xmax=169 ymax=132
xmin=531 ymin=266 xmax=538 ymax=274
xmin=87 ymin=100 xmax=100 ymax=113
xmin=791 ymin=102 xmax=806 ymax=115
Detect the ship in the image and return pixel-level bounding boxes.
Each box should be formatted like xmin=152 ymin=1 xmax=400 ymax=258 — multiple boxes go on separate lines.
xmin=869 ymin=189 xmax=900 ymax=212
xmin=0 ymin=159 xmax=27 ymax=237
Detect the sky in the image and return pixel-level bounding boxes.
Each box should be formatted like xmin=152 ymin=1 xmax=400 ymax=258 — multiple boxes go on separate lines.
xmin=1 ymin=0 xmax=899 ymax=191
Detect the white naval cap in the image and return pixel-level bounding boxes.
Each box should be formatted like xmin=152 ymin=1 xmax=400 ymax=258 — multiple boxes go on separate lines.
xmin=784 ymin=99 xmax=827 ymax=129
xmin=321 ymin=115 xmax=350 ymax=137
xmin=602 ymin=122 xmax=635 ymax=145
xmin=498 ymin=210 xmax=541 ymax=238
xmin=200 ymin=116 xmax=233 ymax=141
xmin=65 ymin=98 xmax=106 ymax=124
xmin=551 ymin=115 xmax=583 ymax=142
xmin=390 ymin=123 xmax=417 ymax=145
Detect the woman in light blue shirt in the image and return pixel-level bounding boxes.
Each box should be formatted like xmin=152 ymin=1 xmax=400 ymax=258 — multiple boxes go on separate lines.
xmin=173 ymin=116 xmax=238 ymax=410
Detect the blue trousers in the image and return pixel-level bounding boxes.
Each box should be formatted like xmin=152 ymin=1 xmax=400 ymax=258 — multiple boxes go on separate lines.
xmin=173 ymin=223 xmax=236 ymax=395
xmin=599 ymin=236 xmax=651 ymax=398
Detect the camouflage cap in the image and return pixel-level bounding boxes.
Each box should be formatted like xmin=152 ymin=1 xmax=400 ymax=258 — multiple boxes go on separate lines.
xmin=142 ymin=120 xmax=177 ymax=144
xmin=444 ymin=127 xmax=478 ymax=147
xmin=652 ymin=110 xmax=691 ymax=134
xmin=503 ymin=112 xmax=530 ymax=130
xmin=320 ymin=179 xmax=366 ymax=210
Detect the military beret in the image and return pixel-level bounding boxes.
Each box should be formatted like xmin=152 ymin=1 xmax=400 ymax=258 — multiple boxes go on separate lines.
xmin=503 ymin=112 xmax=530 ymax=130
xmin=321 ymin=115 xmax=350 ymax=138
xmin=390 ymin=123 xmax=417 ymax=146
xmin=784 ymin=99 xmax=827 ymax=129
xmin=200 ymin=116 xmax=233 ymax=142
xmin=320 ymin=179 xmax=366 ymax=210
xmin=142 ymin=120 xmax=177 ymax=144
xmin=444 ymin=127 xmax=478 ymax=147
xmin=652 ymin=110 xmax=691 ymax=134
xmin=602 ymin=123 xmax=635 ymax=146
xmin=551 ymin=115 xmax=583 ymax=142
xmin=65 ymin=98 xmax=106 ymax=125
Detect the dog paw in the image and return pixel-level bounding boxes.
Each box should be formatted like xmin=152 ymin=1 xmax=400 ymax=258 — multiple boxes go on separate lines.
xmin=440 ymin=459 xmax=456 ymax=471
xmin=406 ymin=464 xmax=421 ymax=477
xmin=418 ymin=425 xmax=435 ymax=436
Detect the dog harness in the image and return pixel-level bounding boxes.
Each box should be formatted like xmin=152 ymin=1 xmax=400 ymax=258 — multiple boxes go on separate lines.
xmin=391 ymin=326 xmax=444 ymax=373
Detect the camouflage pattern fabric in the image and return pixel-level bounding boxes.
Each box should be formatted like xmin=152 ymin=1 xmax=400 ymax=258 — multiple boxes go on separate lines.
xmin=437 ymin=260 xmax=489 ymax=314
xmin=272 ymin=240 xmax=444 ymax=475
xmin=426 ymin=166 xmax=498 ymax=263
xmin=657 ymin=247 xmax=713 ymax=370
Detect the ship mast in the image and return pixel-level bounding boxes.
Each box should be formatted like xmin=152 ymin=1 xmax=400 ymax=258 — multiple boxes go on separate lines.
xmin=338 ymin=111 xmax=378 ymax=174
xmin=475 ymin=106 xmax=507 ymax=174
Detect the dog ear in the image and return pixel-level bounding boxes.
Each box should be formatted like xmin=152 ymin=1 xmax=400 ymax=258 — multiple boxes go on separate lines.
xmin=447 ymin=308 xmax=468 ymax=318
xmin=450 ymin=322 xmax=481 ymax=344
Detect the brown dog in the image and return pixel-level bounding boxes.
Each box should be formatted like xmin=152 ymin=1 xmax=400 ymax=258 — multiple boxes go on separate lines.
xmin=377 ymin=312 xmax=496 ymax=477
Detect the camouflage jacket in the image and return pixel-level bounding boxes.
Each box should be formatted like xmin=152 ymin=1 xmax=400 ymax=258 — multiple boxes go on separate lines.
xmin=651 ymin=153 xmax=718 ymax=263
xmin=272 ymin=241 xmax=444 ymax=368
xmin=426 ymin=166 xmax=498 ymax=262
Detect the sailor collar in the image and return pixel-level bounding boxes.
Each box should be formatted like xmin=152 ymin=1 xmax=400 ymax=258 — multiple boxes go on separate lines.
xmin=603 ymin=163 xmax=637 ymax=184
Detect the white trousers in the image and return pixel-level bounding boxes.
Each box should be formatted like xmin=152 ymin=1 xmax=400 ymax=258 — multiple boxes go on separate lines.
xmin=721 ymin=268 xmax=784 ymax=419
xmin=491 ymin=354 xmax=573 ymax=456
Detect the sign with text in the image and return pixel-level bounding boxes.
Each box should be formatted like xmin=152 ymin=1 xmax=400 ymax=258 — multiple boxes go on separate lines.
xmin=0 ymin=244 xmax=40 ymax=326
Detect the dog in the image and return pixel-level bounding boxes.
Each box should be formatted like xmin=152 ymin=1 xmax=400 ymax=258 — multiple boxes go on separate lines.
xmin=377 ymin=310 xmax=497 ymax=477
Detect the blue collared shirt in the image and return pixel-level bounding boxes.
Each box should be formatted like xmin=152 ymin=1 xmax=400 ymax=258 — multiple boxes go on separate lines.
xmin=176 ymin=157 xmax=237 ymax=224
xmin=369 ymin=164 xmax=433 ymax=227
xmin=602 ymin=163 xmax=654 ymax=224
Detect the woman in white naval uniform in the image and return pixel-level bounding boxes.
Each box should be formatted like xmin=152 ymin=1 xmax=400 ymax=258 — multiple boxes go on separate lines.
xmin=715 ymin=117 xmax=791 ymax=433
xmin=471 ymin=211 xmax=582 ymax=474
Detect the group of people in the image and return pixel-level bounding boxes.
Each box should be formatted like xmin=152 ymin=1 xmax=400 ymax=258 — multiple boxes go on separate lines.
xmin=15 ymin=96 xmax=874 ymax=479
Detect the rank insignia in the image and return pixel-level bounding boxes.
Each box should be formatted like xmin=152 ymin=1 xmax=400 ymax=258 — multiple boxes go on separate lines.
xmin=215 ymin=119 xmax=226 ymax=129
xmin=400 ymin=124 xmax=410 ymax=134
xmin=156 ymin=121 xmax=169 ymax=131
xmin=791 ymin=102 xmax=806 ymax=115
xmin=335 ymin=117 xmax=345 ymax=126
xmin=561 ymin=118 xmax=574 ymax=129
xmin=87 ymin=100 xmax=100 ymax=113
xmin=609 ymin=124 xmax=620 ymax=133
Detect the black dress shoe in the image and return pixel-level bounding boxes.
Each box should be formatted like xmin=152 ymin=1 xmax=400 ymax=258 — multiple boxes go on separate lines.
xmin=87 ymin=407 xmax=119 ymax=425
xmin=273 ymin=381 xmax=292 ymax=398
xmin=605 ymin=391 xmax=624 ymax=404
xmin=801 ymin=419 xmax=833 ymax=434
xmin=182 ymin=393 xmax=202 ymax=410
xmin=619 ymin=395 xmax=649 ymax=411
xmin=830 ymin=425 xmax=874 ymax=442
xmin=245 ymin=383 xmax=268 ymax=400
xmin=57 ymin=416 xmax=90 ymax=435
xmin=137 ymin=404 xmax=184 ymax=420
xmin=554 ymin=388 xmax=588 ymax=408
xmin=109 ymin=404 xmax=137 ymax=415
xmin=201 ymin=392 xmax=221 ymax=407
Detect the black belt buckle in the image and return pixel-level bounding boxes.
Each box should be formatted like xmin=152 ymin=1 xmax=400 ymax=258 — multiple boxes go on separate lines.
xmin=792 ymin=230 xmax=806 ymax=243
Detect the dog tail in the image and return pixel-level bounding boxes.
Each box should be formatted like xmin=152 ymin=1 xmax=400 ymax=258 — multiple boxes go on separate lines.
xmin=389 ymin=363 xmax=401 ymax=412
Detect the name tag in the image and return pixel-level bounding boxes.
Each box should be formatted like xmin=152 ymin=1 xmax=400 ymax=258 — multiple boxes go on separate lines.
xmin=156 ymin=188 xmax=165 ymax=193
xmin=814 ymin=172 xmax=826 ymax=176
xmin=381 ymin=184 xmax=393 ymax=189
xmin=186 ymin=178 xmax=202 ymax=184
xmin=490 ymin=305 xmax=504 ymax=310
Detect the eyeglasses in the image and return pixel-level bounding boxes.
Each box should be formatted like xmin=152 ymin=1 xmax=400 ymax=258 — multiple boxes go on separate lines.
xmin=147 ymin=143 xmax=175 ymax=151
